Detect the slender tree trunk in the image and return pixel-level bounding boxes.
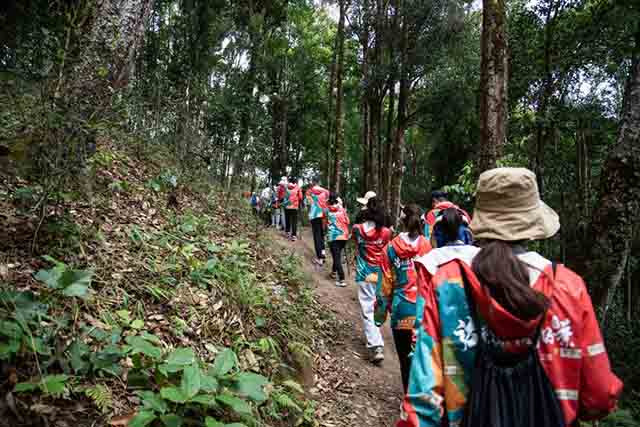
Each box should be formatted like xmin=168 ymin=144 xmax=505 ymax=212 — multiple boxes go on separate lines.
xmin=325 ymin=30 xmax=339 ymax=187
xmin=383 ymin=80 xmax=396 ymax=206
xmin=584 ymin=37 xmax=640 ymax=309
xmin=389 ymin=5 xmax=410 ymax=223
xmin=476 ymin=0 xmax=509 ymax=175
xmin=331 ymin=0 xmax=347 ymax=193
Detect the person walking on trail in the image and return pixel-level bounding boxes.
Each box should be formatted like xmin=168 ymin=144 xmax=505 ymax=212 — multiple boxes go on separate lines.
xmin=276 ymin=177 xmax=288 ymax=231
xmin=325 ymin=193 xmax=350 ymax=287
xmin=399 ymin=168 xmax=623 ymax=427
xmin=429 ymin=206 xmax=474 ymax=249
xmin=283 ymin=177 xmax=303 ymax=241
xmin=374 ymin=204 xmax=432 ymax=391
xmin=260 ymin=185 xmax=273 ymax=226
xmin=306 ymin=177 xmax=330 ymax=265
xmin=270 ymin=185 xmax=281 ymax=228
xmin=352 ymin=197 xmax=393 ymax=364
xmin=421 ymin=190 xmax=470 ymax=240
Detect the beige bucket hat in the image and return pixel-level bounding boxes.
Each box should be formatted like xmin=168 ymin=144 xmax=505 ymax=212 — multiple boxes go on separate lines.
xmin=470 ymin=168 xmax=559 ymax=241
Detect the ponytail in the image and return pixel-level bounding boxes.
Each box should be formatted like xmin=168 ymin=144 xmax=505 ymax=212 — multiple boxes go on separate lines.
xmin=471 ymin=241 xmax=549 ymax=320
xmin=401 ymin=204 xmax=423 ymax=236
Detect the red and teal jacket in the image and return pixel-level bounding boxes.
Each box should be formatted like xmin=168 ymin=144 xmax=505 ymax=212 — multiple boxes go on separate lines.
xmin=352 ymin=222 xmax=392 ymax=283
xmin=275 ymin=183 xmax=287 ymax=208
xmin=397 ymin=249 xmax=623 ymax=427
xmin=283 ymin=183 xmax=303 ymax=210
xmin=325 ymin=205 xmax=350 ymax=241
xmin=374 ymin=234 xmax=432 ymax=330
xmin=422 ymin=202 xmax=471 ymax=240
xmin=305 ymin=185 xmax=329 ymax=220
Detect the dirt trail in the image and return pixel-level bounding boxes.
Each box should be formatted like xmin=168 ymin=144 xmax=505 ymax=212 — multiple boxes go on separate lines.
xmin=270 ymin=227 xmax=403 ymax=427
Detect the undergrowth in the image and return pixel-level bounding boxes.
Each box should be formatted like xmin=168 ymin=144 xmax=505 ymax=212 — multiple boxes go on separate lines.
xmin=0 ymin=140 xmax=327 ymax=427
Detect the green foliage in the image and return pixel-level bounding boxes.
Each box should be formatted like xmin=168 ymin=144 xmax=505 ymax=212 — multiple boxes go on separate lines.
xmin=84 ymin=384 xmax=114 ymax=414
xmin=15 ymin=374 xmax=69 ymax=397
xmin=34 ymin=256 xmax=93 ymax=298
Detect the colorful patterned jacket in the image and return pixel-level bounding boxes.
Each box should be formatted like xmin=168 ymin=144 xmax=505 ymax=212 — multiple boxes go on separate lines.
xmin=283 ymin=183 xmax=303 ymax=210
xmin=374 ymin=234 xmax=432 ymax=330
xmin=275 ymin=183 xmax=287 ymax=208
xmin=306 ymin=185 xmax=329 ymax=220
xmin=422 ymin=202 xmax=471 ymax=240
xmin=325 ymin=205 xmax=350 ymax=241
xmin=352 ymin=222 xmax=392 ymax=283
xmin=398 ymin=248 xmax=623 ymax=427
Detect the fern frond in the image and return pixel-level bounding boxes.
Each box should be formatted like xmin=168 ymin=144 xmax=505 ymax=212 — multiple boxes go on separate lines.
xmin=85 ymin=384 xmax=113 ymax=414
xmin=273 ymin=392 xmax=302 ymax=413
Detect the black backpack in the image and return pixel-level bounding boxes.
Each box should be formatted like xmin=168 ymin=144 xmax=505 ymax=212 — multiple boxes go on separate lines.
xmin=460 ymin=264 xmax=567 ymax=427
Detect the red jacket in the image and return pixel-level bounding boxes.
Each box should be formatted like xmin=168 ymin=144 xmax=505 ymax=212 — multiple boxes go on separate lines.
xmin=285 ymin=183 xmax=303 ymax=210
xmin=422 ymin=201 xmax=471 ymax=240
xmin=399 ymin=248 xmax=623 ymax=427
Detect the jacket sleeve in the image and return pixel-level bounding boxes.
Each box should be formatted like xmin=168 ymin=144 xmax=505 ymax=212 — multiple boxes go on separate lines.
xmin=398 ymin=264 xmax=445 ymax=427
xmin=374 ymin=246 xmax=394 ymax=326
xmin=414 ymin=265 xmax=433 ymax=331
xmin=577 ymin=280 xmax=623 ymax=420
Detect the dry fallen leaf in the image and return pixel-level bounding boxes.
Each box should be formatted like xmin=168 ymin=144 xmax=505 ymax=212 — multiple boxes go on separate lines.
xmin=110 ymin=412 xmax=136 ymax=426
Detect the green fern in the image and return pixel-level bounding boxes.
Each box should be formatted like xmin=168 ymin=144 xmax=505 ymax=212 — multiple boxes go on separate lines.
xmin=85 ymin=384 xmax=113 ymax=414
xmin=273 ymin=392 xmax=302 ymax=413
xmin=599 ymin=410 xmax=638 ymax=427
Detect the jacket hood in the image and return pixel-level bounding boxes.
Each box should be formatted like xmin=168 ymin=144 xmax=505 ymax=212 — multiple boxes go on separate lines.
xmin=309 ymin=185 xmax=327 ymax=195
xmin=391 ymin=234 xmax=429 ymax=259
xmin=417 ymin=248 xmax=553 ymax=340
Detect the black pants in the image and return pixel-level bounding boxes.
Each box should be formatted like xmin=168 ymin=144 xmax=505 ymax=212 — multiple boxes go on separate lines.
xmin=285 ymin=209 xmax=298 ymax=237
xmin=393 ymin=328 xmax=413 ymax=392
xmin=329 ymin=240 xmax=346 ymax=281
xmin=311 ymin=218 xmax=326 ymax=259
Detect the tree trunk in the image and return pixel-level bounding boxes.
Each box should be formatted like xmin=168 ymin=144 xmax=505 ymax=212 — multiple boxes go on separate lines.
xmin=584 ymin=36 xmax=640 ymax=309
xmin=389 ymin=5 xmax=409 ymax=224
xmin=325 ymin=28 xmax=339 ymax=188
xmin=331 ymin=0 xmax=347 ymax=193
xmin=477 ymin=0 xmax=509 ymax=175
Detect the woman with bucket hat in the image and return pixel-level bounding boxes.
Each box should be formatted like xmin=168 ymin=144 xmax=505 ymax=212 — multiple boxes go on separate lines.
xmin=398 ymin=168 xmax=622 ymax=427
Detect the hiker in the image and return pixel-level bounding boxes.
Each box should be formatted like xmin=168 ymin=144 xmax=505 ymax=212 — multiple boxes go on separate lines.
xmin=260 ymin=185 xmax=273 ymax=226
xmin=374 ymin=204 xmax=432 ymax=391
xmin=429 ymin=206 xmax=473 ymax=248
xmin=271 ymin=185 xmax=281 ymax=228
xmin=325 ymin=193 xmax=350 ymax=287
xmin=277 ymin=177 xmax=288 ymax=231
xmin=352 ymin=196 xmax=392 ymax=363
xmin=398 ymin=168 xmax=623 ymax=427
xmin=250 ymin=192 xmax=259 ymax=216
xmin=421 ymin=190 xmax=470 ymax=240
xmin=355 ymin=190 xmax=376 ymax=224
xmin=306 ymin=177 xmax=330 ymax=265
xmin=283 ymin=177 xmax=303 ymax=241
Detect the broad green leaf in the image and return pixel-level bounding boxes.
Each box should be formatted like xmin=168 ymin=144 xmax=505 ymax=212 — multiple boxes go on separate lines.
xmin=59 ymin=269 xmax=92 ymax=292
xmin=165 ymin=348 xmax=195 ymax=366
xmin=160 ymin=414 xmax=183 ymax=427
xmin=131 ymin=319 xmax=145 ymax=329
xmin=160 ymin=386 xmax=188 ymax=404
xmin=0 ymin=340 xmax=21 ymax=359
xmin=126 ymin=336 xmax=162 ymax=360
xmin=116 ymin=310 xmax=131 ymax=324
xmin=34 ymin=268 xmax=61 ymax=289
xmin=61 ymin=282 xmax=90 ymax=298
xmin=190 ymin=394 xmax=218 ymax=406
xmin=200 ymin=374 xmax=219 ymax=393
xmin=139 ymin=391 xmax=167 ymax=414
xmin=233 ymin=372 xmax=268 ymax=402
xmin=41 ymin=374 xmax=68 ymax=395
xmin=212 ymin=348 xmax=236 ymax=377
xmin=216 ymin=393 xmax=252 ymax=415
xmin=68 ymin=340 xmax=90 ymax=374
xmin=140 ymin=331 xmax=162 ymax=344
xmin=180 ymin=364 xmax=201 ymax=398
xmin=205 ymin=418 xmax=223 ymax=427
xmin=129 ymin=410 xmax=156 ymax=427
xmin=14 ymin=381 xmax=39 ymax=392
xmin=158 ymin=363 xmax=184 ymax=376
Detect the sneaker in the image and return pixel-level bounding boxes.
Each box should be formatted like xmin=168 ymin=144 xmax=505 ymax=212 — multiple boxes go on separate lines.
xmin=291 ymin=236 xmax=297 ymax=242
xmin=335 ymin=280 xmax=347 ymax=288
xmin=313 ymin=257 xmax=324 ymax=266
xmin=329 ymin=271 xmax=337 ymax=280
xmin=369 ymin=346 xmax=384 ymax=364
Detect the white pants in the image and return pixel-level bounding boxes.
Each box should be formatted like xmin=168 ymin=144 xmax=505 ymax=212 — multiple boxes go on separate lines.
xmin=357 ymin=281 xmax=384 ymax=348
xmin=272 ymin=208 xmax=282 ymax=228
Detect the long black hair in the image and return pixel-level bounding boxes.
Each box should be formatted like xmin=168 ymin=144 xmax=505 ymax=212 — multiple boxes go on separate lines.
xmin=364 ymin=197 xmax=387 ymax=230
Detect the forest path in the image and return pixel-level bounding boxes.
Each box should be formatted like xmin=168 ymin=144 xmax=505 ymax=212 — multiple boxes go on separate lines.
xmin=269 ymin=226 xmax=403 ymax=427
